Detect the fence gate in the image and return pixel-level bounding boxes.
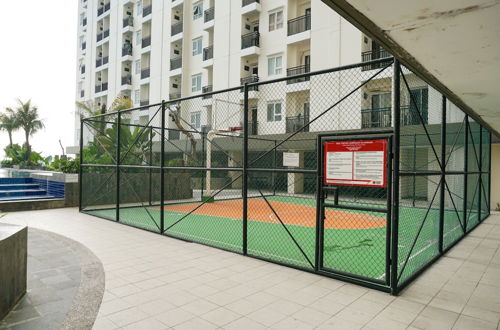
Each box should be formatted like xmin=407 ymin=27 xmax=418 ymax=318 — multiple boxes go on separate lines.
xmin=317 ymin=134 xmax=392 ymax=286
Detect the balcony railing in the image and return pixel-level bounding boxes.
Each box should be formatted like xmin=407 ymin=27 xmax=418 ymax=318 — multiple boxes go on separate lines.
xmin=82 ymin=17 xmax=87 ymax=26
xmin=121 ymin=75 xmax=132 ymax=85
xmin=123 ymin=16 xmax=133 ymax=28
xmin=170 ymin=56 xmax=182 ymax=70
xmin=203 ymin=45 xmax=213 ymax=61
xmin=287 ymin=14 xmax=311 ymax=36
xmin=96 ymin=56 xmax=108 ymax=67
xmin=169 ymin=93 xmax=181 ymax=100
xmin=97 ymin=6 xmax=104 ymax=16
xmin=80 ymin=90 xmax=84 ymax=98
xmin=361 ymin=105 xmax=428 ymax=128
xmin=103 ymin=29 xmax=109 ymax=39
xmin=140 ymin=100 xmax=149 ymax=106
xmin=142 ymin=36 xmax=151 ymax=48
xmin=143 ymin=4 xmax=152 ymax=17
xmin=122 ymin=45 xmax=132 ymax=56
xmin=286 ymin=115 xmax=310 ymax=133
xmin=240 ymin=75 xmax=259 ymax=91
xmin=241 ymin=31 xmax=259 ymax=49
xmin=202 ymin=85 xmax=212 ymax=99
xmin=204 ymin=7 xmax=214 ymax=23
xmin=104 ymin=2 xmax=110 ymax=12
xmin=361 ymin=49 xmax=392 ymax=71
xmin=81 ymin=65 xmax=85 ymax=74
xmin=171 ymin=22 xmax=183 ymax=36
xmin=81 ymin=42 xmax=86 ymax=50
xmin=286 ymin=64 xmax=310 ymax=84
xmin=95 ymin=83 xmax=108 ymax=93
xmin=97 ymin=32 xmax=103 ymax=42
xmin=141 ymin=67 xmax=150 ymax=79
xmin=242 ymin=0 xmax=259 ymax=7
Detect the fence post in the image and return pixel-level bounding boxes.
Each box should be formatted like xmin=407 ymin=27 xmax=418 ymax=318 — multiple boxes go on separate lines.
xmin=149 ymin=126 xmax=153 ymax=206
xmin=439 ymin=96 xmax=446 ymax=253
xmin=160 ymin=101 xmax=166 ymax=234
xmin=463 ymin=115 xmax=469 ymax=233
xmin=201 ymin=133 xmax=205 ymax=202
xmin=412 ymin=134 xmax=416 ymax=207
xmin=390 ymin=59 xmax=401 ymax=295
xmin=116 ymin=112 xmax=121 ymax=222
xmin=478 ymin=126 xmax=482 ymax=221
xmin=78 ymin=119 xmax=84 ymax=211
xmin=242 ymin=83 xmax=249 ymax=255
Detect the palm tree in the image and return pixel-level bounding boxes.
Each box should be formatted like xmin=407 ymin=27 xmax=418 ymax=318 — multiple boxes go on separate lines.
xmin=76 ymin=93 xmax=132 ymax=118
xmin=0 ymin=108 xmax=19 ymax=148
xmin=14 ymin=99 xmax=45 ymax=164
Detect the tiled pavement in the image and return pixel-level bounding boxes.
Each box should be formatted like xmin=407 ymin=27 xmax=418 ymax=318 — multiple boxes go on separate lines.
xmin=2 ymin=209 xmax=500 ymax=330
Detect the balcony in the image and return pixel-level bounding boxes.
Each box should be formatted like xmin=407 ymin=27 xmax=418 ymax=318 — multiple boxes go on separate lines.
xmin=122 ymin=45 xmax=132 ymax=56
xmin=240 ymin=75 xmax=259 ymax=92
xmin=361 ymin=49 xmax=392 ymax=71
xmin=202 ymin=85 xmax=213 ymax=99
xmin=97 ymin=29 xmax=110 ymax=43
xmin=170 ymin=56 xmax=182 ymax=70
xmin=169 ymin=93 xmax=181 ymax=100
xmin=140 ymin=100 xmax=149 ymax=106
xmin=95 ymin=83 xmax=108 ymax=94
xmin=82 ymin=17 xmax=87 ymax=27
xmin=171 ymin=0 xmax=183 ymax=9
xmin=203 ymin=45 xmax=213 ymax=61
xmin=81 ymin=65 xmax=85 ymax=74
xmin=286 ymin=115 xmax=310 ymax=133
xmin=81 ymin=42 xmax=86 ymax=50
xmin=288 ymin=15 xmax=311 ymax=36
xmin=80 ymin=90 xmax=84 ymax=98
xmin=141 ymin=67 xmax=150 ymax=79
xmin=204 ymin=7 xmax=214 ymax=23
xmin=121 ymin=75 xmax=132 ymax=86
xmin=123 ymin=16 xmax=133 ymax=28
xmin=361 ymin=105 xmax=428 ymax=128
xmin=143 ymin=4 xmax=152 ymax=17
xmin=242 ymin=0 xmax=260 ymax=15
xmin=97 ymin=2 xmax=110 ymax=17
xmin=171 ymin=21 xmax=183 ymax=37
xmin=286 ymin=65 xmax=310 ymax=84
xmin=142 ymin=36 xmax=151 ymax=48
xmin=241 ymin=32 xmax=260 ymax=57
xmin=95 ymin=56 xmax=108 ymax=68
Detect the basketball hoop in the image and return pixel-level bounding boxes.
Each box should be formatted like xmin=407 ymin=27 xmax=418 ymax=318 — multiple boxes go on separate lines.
xmin=229 ymin=126 xmax=243 ymax=132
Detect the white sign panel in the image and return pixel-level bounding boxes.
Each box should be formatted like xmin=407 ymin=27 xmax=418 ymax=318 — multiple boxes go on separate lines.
xmin=283 ymin=152 xmax=300 ymax=167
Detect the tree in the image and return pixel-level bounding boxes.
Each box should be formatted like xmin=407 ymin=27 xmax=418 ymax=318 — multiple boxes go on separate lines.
xmin=13 ymin=99 xmax=45 ymax=164
xmin=168 ymin=104 xmax=197 ymax=162
xmin=76 ymin=93 xmax=132 ymax=118
xmin=0 ymin=108 xmax=19 ymax=147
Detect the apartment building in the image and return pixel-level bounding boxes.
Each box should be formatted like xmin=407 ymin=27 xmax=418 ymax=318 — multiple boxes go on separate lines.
xmin=75 ymin=0 xmax=378 ymax=141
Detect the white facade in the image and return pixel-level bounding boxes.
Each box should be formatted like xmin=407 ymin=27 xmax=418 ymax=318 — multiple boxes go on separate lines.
xmin=74 ymin=0 xmax=372 ymax=144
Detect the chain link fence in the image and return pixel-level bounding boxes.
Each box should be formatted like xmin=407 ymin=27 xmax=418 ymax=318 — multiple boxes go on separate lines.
xmin=80 ymin=56 xmax=492 ymax=294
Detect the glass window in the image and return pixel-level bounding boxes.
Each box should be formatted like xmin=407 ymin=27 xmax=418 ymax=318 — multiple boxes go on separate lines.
xmin=136 ymin=30 xmax=142 ymax=45
xmin=267 ymin=55 xmax=283 ymax=76
xmin=193 ymin=2 xmax=203 ymax=20
xmin=134 ymin=90 xmax=140 ymax=104
xmin=135 ymin=60 xmax=141 ymax=74
xmin=192 ymin=38 xmax=202 ymax=56
xmin=267 ymin=102 xmax=282 ymax=122
xmin=269 ymin=9 xmax=283 ymax=31
xmin=190 ymin=112 xmax=201 ymax=129
xmin=136 ymin=1 xmax=142 ymax=16
xmin=191 ymin=74 xmax=202 ymax=92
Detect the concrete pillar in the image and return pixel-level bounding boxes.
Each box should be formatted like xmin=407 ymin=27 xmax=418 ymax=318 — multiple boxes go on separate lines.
xmin=287 ymin=150 xmax=304 ymax=194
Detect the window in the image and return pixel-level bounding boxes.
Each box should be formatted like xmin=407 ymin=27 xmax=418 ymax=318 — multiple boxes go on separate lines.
xmin=269 ymin=9 xmax=283 ymax=31
xmin=190 ymin=112 xmax=201 ymax=130
xmin=136 ymin=1 xmax=142 ymax=16
xmin=136 ymin=30 xmax=142 ymax=45
xmin=267 ymin=55 xmax=283 ymax=76
xmin=192 ymin=38 xmax=202 ymax=56
xmin=193 ymin=2 xmax=203 ymax=20
xmin=267 ymin=102 xmax=282 ymax=122
xmin=191 ymin=74 xmax=202 ymax=92
xmin=134 ymin=90 xmax=140 ymax=104
xmin=135 ymin=60 xmax=141 ymax=74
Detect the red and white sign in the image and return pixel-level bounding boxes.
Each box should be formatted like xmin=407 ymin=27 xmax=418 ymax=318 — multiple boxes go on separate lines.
xmin=324 ymin=139 xmax=388 ymax=187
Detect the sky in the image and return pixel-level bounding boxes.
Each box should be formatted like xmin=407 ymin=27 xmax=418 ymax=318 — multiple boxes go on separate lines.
xmin=0 ymin=0 xmax=78 ymax=159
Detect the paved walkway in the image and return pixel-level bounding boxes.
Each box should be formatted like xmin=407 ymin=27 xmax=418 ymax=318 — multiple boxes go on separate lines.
xmin=2 ymin=209 xmax=499 ymax=330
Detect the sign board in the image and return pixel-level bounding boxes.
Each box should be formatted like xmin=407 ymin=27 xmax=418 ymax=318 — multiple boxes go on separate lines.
xmin=283 ymin=152 xmax=300 ymax=167
xmin=324 ymin=139 xmax=388 ymax=187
